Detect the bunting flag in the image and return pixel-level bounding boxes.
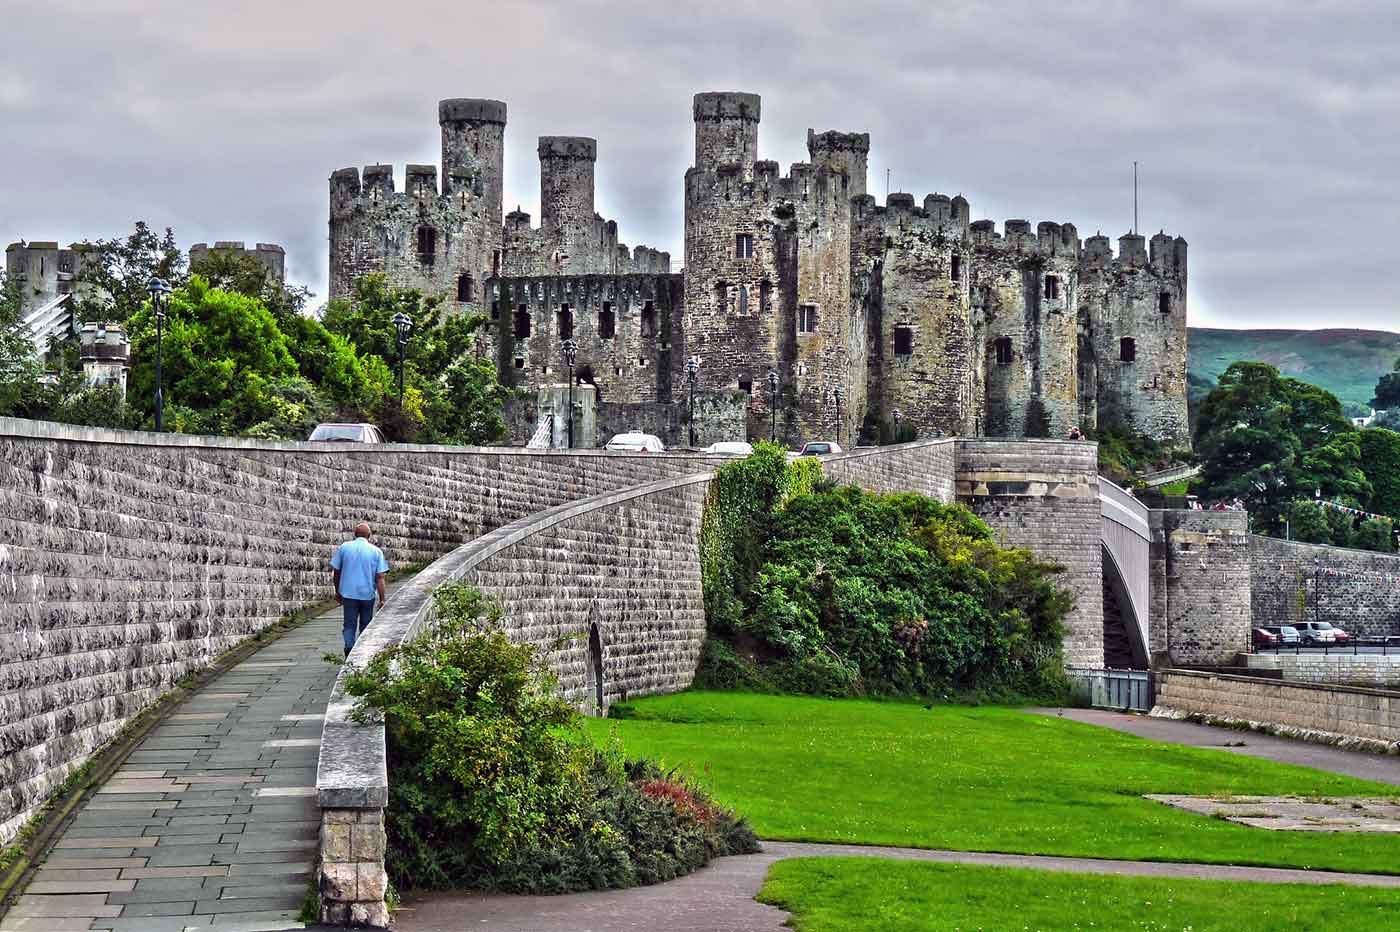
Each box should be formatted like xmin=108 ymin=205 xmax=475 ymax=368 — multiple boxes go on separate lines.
xmin=1316 ymin=499 xmax=1395 ymax=524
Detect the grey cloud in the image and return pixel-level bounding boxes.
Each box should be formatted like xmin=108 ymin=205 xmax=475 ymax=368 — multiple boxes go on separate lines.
xmin=2 ymin=0 xmax=1397 ymax=329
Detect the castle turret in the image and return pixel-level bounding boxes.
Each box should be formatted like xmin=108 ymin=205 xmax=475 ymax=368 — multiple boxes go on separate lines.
xmin=439 ymin=98 xmax=506 ymax=222
xmin=692 ymin=92 xmax=760 ymax=171
xmin=538 ymin=136 xmax=597 ymax=271
xmin=807 ymin=130 xmax=870 ymax=198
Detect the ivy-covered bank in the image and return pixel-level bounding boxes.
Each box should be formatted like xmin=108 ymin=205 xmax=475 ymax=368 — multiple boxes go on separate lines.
xmin=697 ymin=445 xmax=1073 ymax=699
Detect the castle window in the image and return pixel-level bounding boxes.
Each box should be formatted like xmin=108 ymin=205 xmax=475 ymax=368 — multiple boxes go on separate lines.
xmin=557 ymin=304 xmax=573 ymax=339
xmin=514 ymin=357 xmax=525 ymax=369
xmin=490 ymin=300 xmax=500 ymax=321
xmin=737 ymin=285 xmax=749 ymax=315
xmin=1159 ymin=292 xmax=1171 ymax=314
xmin=950 ymin=254 xmax=961 ymax=283
xmin=739 ymin=378 xmax=753 ymax=395
xmin=492 ymin=249 xmax=501 ymax=275
xmin=514 ymin=305 xmax=531 ymax=339
xmin=759 ymin=280 xmax=772 ymax=313
xmin=58 ymin=254 xmax=72 ymax=273
xmin=995 ymin=337 xmax=1013 ymax=366
xmin=416 ymin=226 xmax=436 ymax=265
xmin=798 ymin=304 xmax=819 ymax=334
xmin=1045 ymin=274 xmax=1060 ymax=300
xmin=735 ymin=233 xmax=754 ymax=259
xmin=599 ymin=303 xmax=615 ymax=339
xmin=714 ymin=281 xmax=728 ymax=313
xmin=457 ymin=273 xmax=474 ymax=303
xmin=641 ymin=301 xmax=657 ymax=338
xmin=1120 ymin=337 xmax=1137 ymax=362
xmin=894 ymin=326 xmax=914 ymax=356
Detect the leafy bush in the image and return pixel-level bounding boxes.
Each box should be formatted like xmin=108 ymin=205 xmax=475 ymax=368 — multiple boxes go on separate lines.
xmin=340 ymin=583 xmax=756 ymax=894
xmin=698 ymin=454 xmax=1073 ymax=700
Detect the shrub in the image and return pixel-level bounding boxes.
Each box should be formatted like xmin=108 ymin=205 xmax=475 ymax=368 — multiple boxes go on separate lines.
xmin=341 ymin=583 xmax=756 ymax=894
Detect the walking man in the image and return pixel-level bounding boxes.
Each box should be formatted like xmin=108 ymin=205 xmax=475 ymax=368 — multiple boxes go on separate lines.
xmin=331 ymin=521 xmax=389 ymax=657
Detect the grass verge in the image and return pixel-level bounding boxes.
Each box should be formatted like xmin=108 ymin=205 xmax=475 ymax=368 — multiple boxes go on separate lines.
xmin=587 ymin=691 xmax=1400 ymax=875
xmin=758 ymin=857 xmax=1400 ymax=931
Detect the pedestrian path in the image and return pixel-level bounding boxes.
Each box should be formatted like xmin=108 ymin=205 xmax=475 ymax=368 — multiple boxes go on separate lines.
xmin=1 ymin=601 xmax=354 ymax=932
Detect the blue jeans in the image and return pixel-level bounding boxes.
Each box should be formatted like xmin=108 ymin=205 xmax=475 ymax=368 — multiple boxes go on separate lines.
xmin=342 ymin=598 xmax=375 ymax=653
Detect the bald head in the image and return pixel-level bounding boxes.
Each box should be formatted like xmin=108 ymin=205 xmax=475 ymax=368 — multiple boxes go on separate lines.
xmin=353 ymin=522 xmax=371 ymax=539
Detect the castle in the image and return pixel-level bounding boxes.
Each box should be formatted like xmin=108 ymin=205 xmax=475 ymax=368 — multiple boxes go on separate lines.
xmin=328 ymin=92 xmax=1189 ymax=447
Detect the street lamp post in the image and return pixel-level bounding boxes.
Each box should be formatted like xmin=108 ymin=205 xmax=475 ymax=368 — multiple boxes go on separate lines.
xmin=766 ymin=368 xmax=780 ymax=443
xmin=391 ymin=312 xmax=413 ymax=406
xmin=686 ymin=355 xmax=700 ymax=447
xmin=561 ymin=338 xmax=578 ymax=448
xmin=147 ymin=278 xmax=172 ymax=432
xmin=833 ymin=386 xmax=844 ymax=447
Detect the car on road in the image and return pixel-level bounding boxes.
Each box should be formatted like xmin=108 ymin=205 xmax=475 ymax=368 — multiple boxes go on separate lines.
xmin=703 ymin=441 xmax=753 ymax=456
xmin=308 ymin=423 xmax=387 ymax=443
xmin=605 ymin=431 xmax=665 ymax=453
xmin=797 ymin=441 xmax=843 ymax=457
xmin=1330 ymin=624 xmax=1352 ymax=644
xmin=1259 ymin=625 xmax=1301 ymax=647
xmin=1252 ymin=627 xmax=1280 ymax=648
xmin=1292 ymin=622 xmax=1338 ymax=645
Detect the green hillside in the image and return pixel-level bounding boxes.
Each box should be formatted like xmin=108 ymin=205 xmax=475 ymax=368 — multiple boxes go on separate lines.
xmin=1188 ymin=327 xmax=1400 ymax=414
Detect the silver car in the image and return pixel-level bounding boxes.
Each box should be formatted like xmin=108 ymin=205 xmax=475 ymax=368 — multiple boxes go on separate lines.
xmin=308 ymin=423 xmax=387 ymax=443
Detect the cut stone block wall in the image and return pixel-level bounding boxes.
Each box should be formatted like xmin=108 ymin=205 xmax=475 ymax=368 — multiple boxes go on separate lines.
xmin=1155 ymin=669 xmax=1400 ymax=749
xmin=1148 ymin=510 xmax=1252 ymax=665
xmin=954 ymin=440 xmax=1103 ymax=668
xmin=1242 ymin=652 xmax=1400 ymax=688
xmin=1250 ymin=535 xmax=1400 ymax=639
xmin=0 ymin=417 xmax=731 ymax=846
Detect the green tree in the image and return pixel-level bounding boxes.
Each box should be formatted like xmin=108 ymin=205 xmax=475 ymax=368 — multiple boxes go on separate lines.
xmin=1194 ymin=362 xmax=1369 ymax=534
xmin=1355 ymin=517 xmax=1397 ymax=553
xmin=0 ymin=273 xmax=43 ymax=415
xmin=73 ymin=222 xmax=185 ymax=323
xmin=1360 ymin=428 xmax=1400 ymax=520
xmin=1372 ymin=357 xmax=1400 ymax=410
xmin=1284 ymin=500 xmax=1331 ymax=544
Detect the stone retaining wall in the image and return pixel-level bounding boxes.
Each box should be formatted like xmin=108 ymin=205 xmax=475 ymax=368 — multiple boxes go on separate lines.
xmin=1250 ymin=535 xmax=1400 ymax=639
xmin=0 ymin=416 xmax=730 ymax=846
xmin=1241 ymin=652 xmax=1400 ymax=688
xmin=1149 ymin=511 xmax=1252 ymax=665
xmin=1154 ymin=669 xmax=1400 ymax=751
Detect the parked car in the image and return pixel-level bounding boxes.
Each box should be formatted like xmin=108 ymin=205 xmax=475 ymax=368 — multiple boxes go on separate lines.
xmin=797 ymin=441 xmax=843 ymax=457
xmin=605 ymin=431 xmax=665 ymax=453
xmin=1251 ymin=627 xmax=1280 ymax=648
xmin=703 ymin=441 xmax=753 ymax=456
xmin=1329 ymin=624 xmax=1352 ymax=644
xmin=1292 ymin=622 xmax=1337 ymax=645
xmin=1260 ymin=625 xmax=1301 ymax=646
xmin=308 ymin=423 xmax=386 ymax=443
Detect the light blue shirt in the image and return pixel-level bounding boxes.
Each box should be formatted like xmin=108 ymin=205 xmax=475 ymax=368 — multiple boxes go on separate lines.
xmin=331 ymin=538 xmax=389 ymax=601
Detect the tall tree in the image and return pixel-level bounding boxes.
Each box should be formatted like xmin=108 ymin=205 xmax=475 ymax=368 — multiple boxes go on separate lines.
xmin=74 ymin=222 xmax=185 ymax=324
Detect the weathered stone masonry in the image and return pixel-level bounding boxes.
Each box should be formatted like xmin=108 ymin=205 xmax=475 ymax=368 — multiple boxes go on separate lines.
xmin=0 ymin=417 xmax=731 ymax=846
xmin=1251 ymin=535 xmax=1400 ymax=640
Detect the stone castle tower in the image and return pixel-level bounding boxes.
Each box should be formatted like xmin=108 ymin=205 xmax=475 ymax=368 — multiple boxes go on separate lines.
xmin=327 ymin=91 xmax=1190 ymax=448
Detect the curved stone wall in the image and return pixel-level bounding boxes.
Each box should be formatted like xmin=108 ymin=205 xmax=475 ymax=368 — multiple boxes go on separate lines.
xmin=0 ymin=417 xmax=729 ymax=844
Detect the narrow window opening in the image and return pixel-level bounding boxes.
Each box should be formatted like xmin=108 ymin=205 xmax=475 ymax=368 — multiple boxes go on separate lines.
xmin=759 ymin=280 xmax=772 ymax=313
xmin=1044 ymin=274 xmax=1059 ymax=300
xmin=894 ymin=325 xmax=914 ymax=356
xmin=950 ymin=253 xmax=961 ymax=282
xmin=641 ymin=301 xmax=657 ymax=338
xmin=513 ymin=357 xmax=525 ymax=369
xmin=557 ymin=304 xmax=573 ymax=339
xmin=798 ymin=304 xmax=819 ymax=334
xmin=735 ymin=233 xmax=754 ymax=258
xmin=736 ymin=285 xmax=749 ymax=315
xmin=490 ymin=301 xmax=500 ymax=321
xmin=995 ymin=337 xmax=1013 ymax=365
xmin=714 ymin=281 xmax=728 ymax=313
xmin=491 ymin=250 xmax=501 ymax=275
xmin=457 ymin=273 xmax=474 ymax=303
xmin=1120 ymin=337 xmax=1137 ymax=362
xmin=739 ymin=378 xmax=753 ymax=395
xmin=1159 ymin=292 xmax=1171 ymax=314
xmin=598 ymin=302 xmax=615 ymax=339
xmin=514 ymin=305 xmax=531 ymax=339
xmin=416 ymin=226 xmax=436 ymax=264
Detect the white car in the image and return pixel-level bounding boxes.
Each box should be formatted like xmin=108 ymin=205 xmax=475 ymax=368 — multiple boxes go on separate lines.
xmin=704 ymin=441 xmax=753 ymax=456
xmin=797 ymin=441 xmax=843 ymax=457
xmin=308 ymin=423 xmax=387 ymax=443
xmin=605 ymin=431 xmax=665 ymax=453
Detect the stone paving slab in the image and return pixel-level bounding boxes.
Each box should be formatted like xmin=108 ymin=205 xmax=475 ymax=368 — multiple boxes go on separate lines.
xmin=0 ymin=599 xmax=370 ymax=932
xmin=1148 ymin=794 xmax=1400 ymax=832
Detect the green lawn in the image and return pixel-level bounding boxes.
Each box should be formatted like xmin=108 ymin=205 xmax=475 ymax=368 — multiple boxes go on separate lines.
xmin=759 ymin=857 xmax=1400 ymax=931
xmin=586 ymin=692 xmax=1400 ymax=875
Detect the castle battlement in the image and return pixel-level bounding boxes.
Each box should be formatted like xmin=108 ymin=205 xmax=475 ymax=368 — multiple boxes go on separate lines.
xmin=852 ymin=192 xmax=972 ymax=240
xmin=968 ymin=218 xmax=1081 ymax=258
xmin=1082 ymin=231 xmax=1188 ymax=272
xmin=687 ymin=159 xmax=851 ymax=214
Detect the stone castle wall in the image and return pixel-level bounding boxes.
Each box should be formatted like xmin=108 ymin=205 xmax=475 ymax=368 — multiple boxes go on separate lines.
xmin=1242 ymin=652 xmax=1400 ymax=688
xmin=0 ymin=417 xmax=733 ymax=845
xmin=1148 ymin=510 xmax=1253 ymax=665
xmin=1250 ymin=535 xmax=1400 ymax=639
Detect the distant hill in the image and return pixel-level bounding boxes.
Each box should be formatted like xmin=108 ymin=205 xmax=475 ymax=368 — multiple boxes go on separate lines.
xmin=1188 ymin=328 xmax=1400 ymax=414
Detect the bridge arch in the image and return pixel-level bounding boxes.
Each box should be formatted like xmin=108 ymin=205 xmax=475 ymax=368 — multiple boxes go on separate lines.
xmin=1098 ymin=478 xmax=1152 ymax=669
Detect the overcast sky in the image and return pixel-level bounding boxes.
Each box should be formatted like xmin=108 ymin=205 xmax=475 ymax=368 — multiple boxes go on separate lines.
xmin=3 ymin=0 xmax=1397 ymax=330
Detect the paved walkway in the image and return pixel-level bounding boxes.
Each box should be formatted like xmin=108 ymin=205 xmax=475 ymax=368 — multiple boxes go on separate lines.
xmin=1 ymin=600 xmax=358 ymax=932
xmin=1033 ymin=707 xmax=1400 ymax=786
xmin=394 ymin=838 xmax=1400 ymax=932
